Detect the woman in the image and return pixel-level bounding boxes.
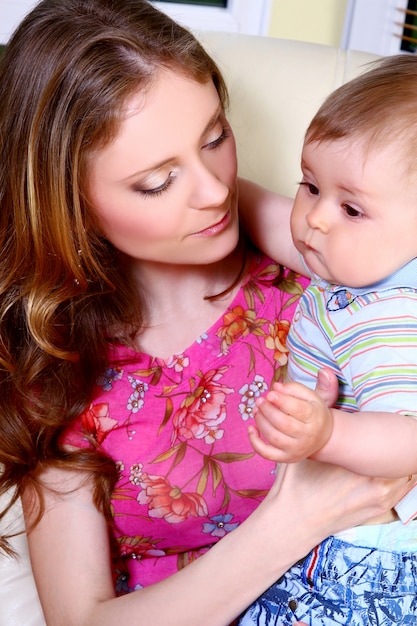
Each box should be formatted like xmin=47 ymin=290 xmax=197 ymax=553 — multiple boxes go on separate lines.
xmin=0 ymin=1 xmax=411 ymax=624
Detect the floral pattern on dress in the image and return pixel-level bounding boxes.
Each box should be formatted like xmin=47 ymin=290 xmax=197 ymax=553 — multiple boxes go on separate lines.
xmin=65 ymin=254 xmax=307 ymax=594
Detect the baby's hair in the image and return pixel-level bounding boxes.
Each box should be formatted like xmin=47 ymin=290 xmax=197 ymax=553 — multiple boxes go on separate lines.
xmin=305 ymin=55 xmax=417 ymax=168
xmin=0 ymin=0 xmax=228 ymax=553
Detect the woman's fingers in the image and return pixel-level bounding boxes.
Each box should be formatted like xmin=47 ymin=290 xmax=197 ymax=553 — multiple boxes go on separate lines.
xmin=269 ymin=459 xmax=415 ymax=534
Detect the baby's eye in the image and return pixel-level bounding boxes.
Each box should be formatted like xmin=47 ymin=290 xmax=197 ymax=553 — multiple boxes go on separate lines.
xmin=299 ymin=181 xmax=319 ymax=196
xmin=308 ymin=183 xmax=319 ymax=195
xmin=343 ymin=204 xmax=363 ymax=218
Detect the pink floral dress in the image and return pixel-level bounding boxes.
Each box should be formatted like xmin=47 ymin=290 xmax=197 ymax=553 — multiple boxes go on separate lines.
xmin=64 ymin=254 xmax=307 ymax=594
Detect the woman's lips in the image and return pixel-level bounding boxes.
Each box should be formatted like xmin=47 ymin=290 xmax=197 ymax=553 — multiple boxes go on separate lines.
xmin=192 ymin=209 xmax=231 ymax=237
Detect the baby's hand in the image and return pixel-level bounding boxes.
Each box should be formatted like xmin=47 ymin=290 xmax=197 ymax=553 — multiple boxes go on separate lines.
xmin=248 ymin=380 xmax=334 ymax=462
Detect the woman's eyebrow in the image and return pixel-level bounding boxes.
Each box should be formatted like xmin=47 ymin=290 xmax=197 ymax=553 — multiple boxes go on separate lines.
xmin=202 ymin=103 xmax=222 ymax=136
xmin=122 ymin=103 xmax=223 ymax=182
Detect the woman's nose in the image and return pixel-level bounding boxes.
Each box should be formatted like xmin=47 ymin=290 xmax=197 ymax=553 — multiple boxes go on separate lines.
xmin=190 ymin=161 xmax=229 ymax=209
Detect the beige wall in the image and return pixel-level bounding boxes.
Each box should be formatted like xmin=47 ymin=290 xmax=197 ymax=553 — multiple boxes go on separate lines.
xmin=268 ymin=0 xmax=348 ymax=47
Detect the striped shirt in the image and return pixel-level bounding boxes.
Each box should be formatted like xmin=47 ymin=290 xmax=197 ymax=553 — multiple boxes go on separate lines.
xmin=288 ymin=257 xmax=417 ymax=416
xmin=288 ymin=257 xmax=417 ymax=538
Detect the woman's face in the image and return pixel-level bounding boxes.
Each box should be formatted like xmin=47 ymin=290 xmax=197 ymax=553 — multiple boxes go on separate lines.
xmin=87 ymin=69 xmax=239 ymax=269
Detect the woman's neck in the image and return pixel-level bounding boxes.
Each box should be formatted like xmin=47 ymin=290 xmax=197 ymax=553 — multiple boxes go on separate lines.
xmin=130 ymin=248 xmax=246 ymax=358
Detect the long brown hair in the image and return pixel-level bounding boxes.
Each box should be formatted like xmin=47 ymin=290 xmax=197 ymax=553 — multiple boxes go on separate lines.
xmin=0 ymin=0 xmax=228 ymax=552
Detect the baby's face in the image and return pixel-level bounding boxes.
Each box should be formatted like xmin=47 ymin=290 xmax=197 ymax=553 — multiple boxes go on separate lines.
xmin=290 ymin=137 xmax=417 ymax=288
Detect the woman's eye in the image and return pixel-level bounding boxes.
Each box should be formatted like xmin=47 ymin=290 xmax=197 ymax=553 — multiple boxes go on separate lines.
xmin=343 ymin=204 xmax=363 ymax=218
xmin=134 ymin=172 xmax=175 ymax=198
xmin=299 ymin=181 xmax=319 ymax=196
xmin=204 ymin=126 xmax=231 ymax=150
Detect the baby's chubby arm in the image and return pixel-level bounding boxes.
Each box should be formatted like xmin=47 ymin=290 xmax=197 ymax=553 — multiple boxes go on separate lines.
xmin=316 ymin=408 xmax=417 ymax=478
xmin=238 ymin=178 xmax=304 ymax=273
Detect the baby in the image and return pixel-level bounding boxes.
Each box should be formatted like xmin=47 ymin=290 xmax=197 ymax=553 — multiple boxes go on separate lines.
xmin=240 ymin=54 xmax=417 ymax=626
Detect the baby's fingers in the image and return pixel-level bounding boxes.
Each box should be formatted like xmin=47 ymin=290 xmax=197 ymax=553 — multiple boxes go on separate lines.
xmin=248 ymin=424 xmax=291 ymax=462
xmin=255 ymin=397 xmax=302 ymax=440
xmin=271 ymin=380 xmax=323 ymax=403
xmin=261 ymin=391 xmax=314 ymax=427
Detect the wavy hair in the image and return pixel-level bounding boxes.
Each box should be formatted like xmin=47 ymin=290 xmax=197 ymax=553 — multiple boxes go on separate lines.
xmin=0 ymin=0 xmax=228 ymax=552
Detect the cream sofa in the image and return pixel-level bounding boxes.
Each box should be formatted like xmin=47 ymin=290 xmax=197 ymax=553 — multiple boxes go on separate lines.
xmin=0 ymin=32 xmax=378 ymax=625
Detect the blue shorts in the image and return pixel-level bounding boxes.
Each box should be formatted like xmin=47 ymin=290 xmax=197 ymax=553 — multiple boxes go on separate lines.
xmin=238 ymin=535 xmax=417 ymax=625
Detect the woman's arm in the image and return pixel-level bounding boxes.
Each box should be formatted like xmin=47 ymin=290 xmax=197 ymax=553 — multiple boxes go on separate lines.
xmin=23 ymin=460 xmax=414 ymax=626
xmin=238 ymin=178 xmax=304 ymax=274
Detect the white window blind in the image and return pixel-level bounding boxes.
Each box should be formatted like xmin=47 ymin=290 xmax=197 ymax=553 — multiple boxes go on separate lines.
xmin=396 ymin=1 xmax=417 ymax=52
xmin=344 ymin=0 xmax=416 ymax=56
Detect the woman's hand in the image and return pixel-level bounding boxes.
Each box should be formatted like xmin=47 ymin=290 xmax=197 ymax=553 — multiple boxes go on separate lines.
xmin=266 ymin=458 xmax=417 ymax=544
